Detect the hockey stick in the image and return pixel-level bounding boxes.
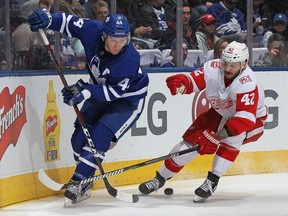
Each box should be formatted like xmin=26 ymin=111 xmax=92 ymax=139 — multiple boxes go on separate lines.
xmin=38 ymin=145 xmax=199 ymax=191
xmin=38 ymin=29 xmax=138 ymax=203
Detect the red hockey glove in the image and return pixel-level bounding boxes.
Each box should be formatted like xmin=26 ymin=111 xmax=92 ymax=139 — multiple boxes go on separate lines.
xmin=197 ymin=129 xmax=220 ymax=155
xmin=166 ymin=74 xmax=193 ymax=95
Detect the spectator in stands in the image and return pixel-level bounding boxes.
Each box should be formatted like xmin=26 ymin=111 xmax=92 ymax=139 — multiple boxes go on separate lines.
xmin=186 ymin=0 xmax=215 ymax=32
xmin=213 ymin=37 xmax=229 ymax=59
xmin=128 ymin=0 xmax=176 ymax=50
xmin=11 ymin=0 xmax=46 ymax=70
xmin=81 ymin=0 xmax=109 ymax=18
xmin=206 ymin=0 xmax=247 ymax=43
xmin=11 ymin=0 xmax=56 ymax=70
xmin=10 ymin=0 xmax=28 ymax=34
xmin=261 ymin=13 xmax=288 ymax=47
xmin=59 ymin=0 xmax=87 ymax=69
xmin=0 ymin=29 xmax=7 ymax=70
xmin=60 ymin=0 xmax=88 ymax=18
xmin=40 ymin=0 xmax=54 ymax=10
xmin=0 ymin=1 xmax=5 ymax=29
xmin=117 ymin=0 xmax=130 ymax=17
xmin=205 ymin=37 xmax=229 ymax=61
xmin=252 ymin=0 xmax=267 ymax=47
xmin=186 ymin=0 xmax=214 ymax=16
xmin=81 ymin=0 xmax=96 ymax=18
xmin=92 ymin=0 xmax=109 ymax=21
xmin=161 ymin=39 xmax=189 ymax=67
xmin=167 ymin=2 xmax=198 ymax=49
xmin=195 ymin=13 xmax=219 ymax=57
xmin=255 ymin=33 xmax=288 ymax=66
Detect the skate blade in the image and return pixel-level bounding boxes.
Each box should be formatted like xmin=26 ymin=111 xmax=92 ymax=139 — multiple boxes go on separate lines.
xmin=64 ymin=193 xmax=91 ymax=207
xmin=64 ymin=197 xmax=74 ymax=207
xmin=193 ymin=195 xmax=207 ymax=203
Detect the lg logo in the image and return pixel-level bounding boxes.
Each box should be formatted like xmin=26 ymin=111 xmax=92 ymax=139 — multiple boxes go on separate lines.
xmin=264 ymin=89 xmax=278 ymax=129
xmin=130 ymin=89 xmax=279 ymax=136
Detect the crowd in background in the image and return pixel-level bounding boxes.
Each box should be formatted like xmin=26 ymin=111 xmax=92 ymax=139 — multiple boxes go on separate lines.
xmin=0 ymin=0 xmax=288 ymax=70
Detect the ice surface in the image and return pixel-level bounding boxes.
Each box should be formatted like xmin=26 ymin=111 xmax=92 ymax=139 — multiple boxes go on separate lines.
xmin=2 ymin=172 xmax=288 ymax=216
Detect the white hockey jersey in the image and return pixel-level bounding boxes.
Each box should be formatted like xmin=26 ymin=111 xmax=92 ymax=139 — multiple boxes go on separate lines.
xmin=189 ymin=59 xmax=267 ymax=136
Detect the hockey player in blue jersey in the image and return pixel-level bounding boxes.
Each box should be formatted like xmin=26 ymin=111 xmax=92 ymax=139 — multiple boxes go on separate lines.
xmin=28 ymin=8 xmax=149 ymax=204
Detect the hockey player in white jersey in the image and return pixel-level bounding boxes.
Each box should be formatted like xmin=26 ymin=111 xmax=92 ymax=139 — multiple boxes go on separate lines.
xmin=138 ymin=41 xmax=267 ymax=202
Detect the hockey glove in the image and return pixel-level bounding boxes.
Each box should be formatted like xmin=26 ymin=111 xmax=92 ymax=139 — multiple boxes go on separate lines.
xmin=28 ymin=8 xmax=52 ymax=32
xmin=61 ymin=79 xmax=91 ymax=106
xmin=166 ymin=74 xmax=193 ymax=95
xmin=197 ymin=129 xmax=220 ymax=155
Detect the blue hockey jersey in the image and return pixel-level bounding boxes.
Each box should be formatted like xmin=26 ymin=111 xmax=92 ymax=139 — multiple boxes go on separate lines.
xmin=206 ymin=1 xmax=246 ymax=37
xmin=49 ymin=13 xmax=149 ymax=102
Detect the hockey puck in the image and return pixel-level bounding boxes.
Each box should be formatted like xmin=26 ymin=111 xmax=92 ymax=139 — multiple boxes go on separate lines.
xmin=164 ymin=188 xmax=174 ymax=195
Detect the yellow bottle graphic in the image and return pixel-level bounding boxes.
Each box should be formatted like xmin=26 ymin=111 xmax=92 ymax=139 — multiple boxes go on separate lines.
xmin=43 ymin=80 xmax=61 ymax=161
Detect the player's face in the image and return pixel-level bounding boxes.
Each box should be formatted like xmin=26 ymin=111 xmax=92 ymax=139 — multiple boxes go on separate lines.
xmin=223 ymin=61 xmax=241 ymax=80
xmin=105 ymin=36 xmax=127 ymax=55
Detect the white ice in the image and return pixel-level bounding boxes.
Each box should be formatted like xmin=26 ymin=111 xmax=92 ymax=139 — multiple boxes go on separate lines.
xmin=2 ymin=172 xmax=288 ymax=216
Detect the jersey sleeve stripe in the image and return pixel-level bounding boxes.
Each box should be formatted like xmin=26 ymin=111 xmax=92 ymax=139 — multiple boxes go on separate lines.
xmin=122 ymin=86 xmax=148 ymax=97
xmin=234 ymin=111 xmax=256 ymax=123
xmin=65 ymin=15 xmax=73 ymax=37
xmin=60 ymin=13 xmax=66 ymax=33
xmin=189 ymin=74 xmax=199 ymax=92
xmin=107 ymin=85 xmax=148 ymax=100
xmin=103 ymin=85 xmax=112 ymax=101
xmin=246 ymin=124 xmax=264 ymax=139
xmin=108 ymin=86 xmax=121 ymax=98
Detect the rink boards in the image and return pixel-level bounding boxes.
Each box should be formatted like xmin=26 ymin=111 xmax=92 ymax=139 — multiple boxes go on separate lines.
xmin=0 ymin=70 xmax=287 ymax=207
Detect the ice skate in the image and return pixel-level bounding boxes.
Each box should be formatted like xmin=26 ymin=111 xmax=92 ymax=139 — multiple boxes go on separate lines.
xmin=138 ymin=171 xmax=166 ymax=195
xmin=193 ymin=171 xmax=219 ymax=203
xmin=64 ymin=180 xmax=93 ymax=206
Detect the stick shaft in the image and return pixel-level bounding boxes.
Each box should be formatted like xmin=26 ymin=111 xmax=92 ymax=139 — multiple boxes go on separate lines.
xmin=38 ymin=29 xmax=138 ymax=202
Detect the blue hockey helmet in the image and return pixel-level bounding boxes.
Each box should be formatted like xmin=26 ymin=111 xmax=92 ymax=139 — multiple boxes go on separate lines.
xmin=102 ymin=13 xmax=130 ymax=43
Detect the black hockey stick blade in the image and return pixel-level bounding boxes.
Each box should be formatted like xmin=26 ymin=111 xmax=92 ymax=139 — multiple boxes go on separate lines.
xmin=38 ymin=145 xmax=198 ymax=192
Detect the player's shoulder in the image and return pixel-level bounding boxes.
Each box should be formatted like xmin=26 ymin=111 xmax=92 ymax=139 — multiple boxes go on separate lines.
xmin=82 ymin=19 xmax=103 ymax=31
xmin=112 ymin=43 xmax=140 ymax=74
xmin=231 ymin=67 xmax=259 ymax=93
xmin=125 ymin=43 xmax=140 ymax=61
xmin=203 ymin=59 xmax=223 ymax=73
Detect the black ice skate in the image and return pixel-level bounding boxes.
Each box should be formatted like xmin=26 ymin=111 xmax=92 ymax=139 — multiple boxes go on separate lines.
xmin=138 ymin=171 xmax=166 ymax=195
xmin=64 ymin=180 xmax=94 ymax=206
xmin=193 ymin=171 xmax=219 ymax=203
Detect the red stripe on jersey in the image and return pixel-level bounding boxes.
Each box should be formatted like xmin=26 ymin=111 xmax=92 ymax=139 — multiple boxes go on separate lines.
xmin=243 ymin=118 xmax=265 ymax=144
xmin=191 ymin=68 xmax=206 ymax=91
xmin=216 ymin=143 xmax=239 ymax=162
xmin=225 ymin=86 xmax=259 ymax=136
xmin=164 ymin=158 xmax=184 ymax=173
xmin=226 ymin=116 xmax=255 ymax=136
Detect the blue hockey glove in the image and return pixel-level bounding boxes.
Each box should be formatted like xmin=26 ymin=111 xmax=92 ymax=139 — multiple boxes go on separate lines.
xmin=61 ymin=79 xmax=91 ymax=106
xmin=28 ymin=8 xmax=52 ymax=32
